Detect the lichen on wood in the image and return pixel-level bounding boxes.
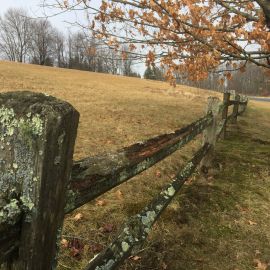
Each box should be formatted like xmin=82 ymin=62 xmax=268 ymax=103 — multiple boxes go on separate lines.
xmin=85 ymin=143 xmax=211 ymax=270
xmin=0 ymin=103 xmax=45 ymax=230
xmin=0 ymin=199 xmax=21 ymax=226
xmin=66 ymin=113 xmax=213 ymax=213
xmin=200 ymin=97 xmax=221 ymax=170
xmin=0 ymin=91 xmax=79 ymax=269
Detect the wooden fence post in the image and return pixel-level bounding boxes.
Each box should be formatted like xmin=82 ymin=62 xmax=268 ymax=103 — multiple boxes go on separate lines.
xmin=221 ymin=92 xmax=230 ymax=139
xmin=200 ymin=97 xmax=220 ymax=173
xmin=0 ymin=91 xmax=79 ymax=269
xmin=239 ymin=95 xmax=248 ymax=114
xmin=232 ymin=94 xmax=240 ymax=124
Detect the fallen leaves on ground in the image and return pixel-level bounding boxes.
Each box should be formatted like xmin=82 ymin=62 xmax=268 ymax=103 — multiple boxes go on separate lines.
xmin=91 ymin=243 xmax=104 ymax=253
xmin=99 ymin=223 xmax=114 ymax=233
xmin=129 ymin=255 xmax=141 ymax=261
xmin=115 ymin=190 xmax=124 ymax=200
xmin=248 ymin=220 xmax=257 ymax=225
xmin=162 ymin=262 xmax=168 ymax=269
xmin=61 ymin=239 xmax=69 ymax=248
xmin=73 ymin=213 xmax=83 ymax=221
xmin=95 ymin=199 xmax=107 ymax=206
xmin=68 ymin=238 xmax=84 ymax=259
xmin=254 ymin=259 xmax=269 ymax=270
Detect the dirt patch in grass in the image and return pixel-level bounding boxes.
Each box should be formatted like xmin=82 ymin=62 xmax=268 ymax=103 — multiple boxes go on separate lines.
xmin=0 ymin=61 xmax=269 ymax=270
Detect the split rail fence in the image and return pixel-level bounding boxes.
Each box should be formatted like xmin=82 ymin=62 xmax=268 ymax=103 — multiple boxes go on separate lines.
xmin=0 ymin=90 xmax=248 ymax=270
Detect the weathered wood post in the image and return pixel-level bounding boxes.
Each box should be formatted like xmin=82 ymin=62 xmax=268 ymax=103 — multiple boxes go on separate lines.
xmin=232 ymin=94 xmax=240 ymax=124
xmin=200 ymin=97 xmax=220 ymax=173
xmin=221 ymin=91 xmax=230 ymax=139
xmin=238 ymin=95 xmax=243 ymax=114
xmin=230 ymin=89 xmax=236 ymax=100
xmin=243 ymin=96 xmax=248 ymax=113
xmin=0 ymin=91 xmax=79 ymax=269
xmin=238 ymin=95 xmax=248 ymax=114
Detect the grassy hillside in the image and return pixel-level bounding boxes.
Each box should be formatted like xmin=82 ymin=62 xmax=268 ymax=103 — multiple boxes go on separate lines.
xmin=0 ymin=61 xmax=269 ymax=270
xmin=0 ymin=61 xmax=218 ymax=159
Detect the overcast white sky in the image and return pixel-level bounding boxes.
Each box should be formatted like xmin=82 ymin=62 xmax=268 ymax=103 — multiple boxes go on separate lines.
xmin=0 ymin=0 xmax=146 ymax=74
xmin=0 ymin=0 xmax=89 ymax=32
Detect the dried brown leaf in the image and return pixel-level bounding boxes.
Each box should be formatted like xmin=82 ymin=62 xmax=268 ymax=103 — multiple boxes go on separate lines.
xmin=100 ymin=223 xmax=114 ymax=233
xmin=248 ymin=220 xmax=257 ymax=225
xmin=115 ymin=190 xmax=124 ymax=200
xmin=61 ymin=238 xmax=68 ymax=248
xmin=129 ymin=255 xmax=141 ymax=261
xmin=254 ymin=259 xmax=268 ymax=270
xmin=73 ymin=213 xmax=83 ymax=221
xmin=91 ymin=243 xmax=103 ymax=253
xmin=95 ymin=199 xmax=107 ymax=206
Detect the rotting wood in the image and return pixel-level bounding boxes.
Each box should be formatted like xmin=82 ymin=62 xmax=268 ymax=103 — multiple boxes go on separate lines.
xmin=0 ymin=91 xmax=79 ymax=269
xmin=84 ymin=143 xmax=211 ymax=270
xmin=66 ymin=113 xmax=213 ymax=213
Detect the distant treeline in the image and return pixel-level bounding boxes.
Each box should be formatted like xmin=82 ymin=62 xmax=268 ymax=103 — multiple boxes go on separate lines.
xmin=1 ymin=8 xmax=269 ymax=96
xmin=144 ymin=64 xmax=270 ymax=96
xmin=0 ymin=8 xmax=140 ymax=78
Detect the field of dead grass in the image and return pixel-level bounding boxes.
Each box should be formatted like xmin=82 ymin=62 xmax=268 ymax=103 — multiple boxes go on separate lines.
xmin=0 ymin=61 xmax=269 ymax=270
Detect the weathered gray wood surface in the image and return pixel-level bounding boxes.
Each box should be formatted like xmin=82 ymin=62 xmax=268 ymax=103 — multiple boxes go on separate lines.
xmin=228 ymin=100 xmax=247 ymax=106
xmin=238 ymin=96 xmax=248 ymax=115
xmin=85 ymin=143 xmax=211 ymax=270
xmin=232 ymin=94 xmax=240 ymax=123
xmin=200 ymin=97 xmax=220 ymax=171
xmin=0 ymin=91 xmax=79 ymax=269
xmin=66 ymin=114 xmax=213 ymax=213
xmin=216 ymin=119 xmax=226 ymax=140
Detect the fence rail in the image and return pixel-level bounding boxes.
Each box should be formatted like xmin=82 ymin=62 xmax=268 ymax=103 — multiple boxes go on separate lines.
xmin=67 ymin=113 xmax=213 ymax=213
xmin=0 ymin=90 xmax=248 ymax=270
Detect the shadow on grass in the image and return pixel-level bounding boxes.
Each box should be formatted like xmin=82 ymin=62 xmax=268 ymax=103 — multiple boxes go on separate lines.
xmin=122 ymin=115 xmax=270 ymax=270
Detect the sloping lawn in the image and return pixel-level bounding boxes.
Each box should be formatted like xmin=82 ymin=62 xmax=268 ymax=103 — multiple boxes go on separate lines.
xmin=0 ymin=61 xmax=269 ymax=270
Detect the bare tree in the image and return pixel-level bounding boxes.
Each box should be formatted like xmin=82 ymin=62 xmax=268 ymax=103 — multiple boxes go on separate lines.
xmin=30 ymin=19 xmax=55 ymax=66
xmin=67 ymin=31 xmax=88 ymax=69
xmin=0 ymin=7 xmax=138 ymax=77
xmin=0 ymin=8 xmax=31 ymax=62
xmin=54 ymin=30 xmax=67 ymax=67
xmin=120 ymin=45 xmax=133 ymax=76
xmin=228 ymin=64 xmax=270 ymax=96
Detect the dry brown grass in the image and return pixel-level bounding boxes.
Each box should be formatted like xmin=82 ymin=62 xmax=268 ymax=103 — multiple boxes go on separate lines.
xmin=0 ymin=61 xmax=219 ymax=159
xmin=1 ymin=61 xmax=269 ymax=270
